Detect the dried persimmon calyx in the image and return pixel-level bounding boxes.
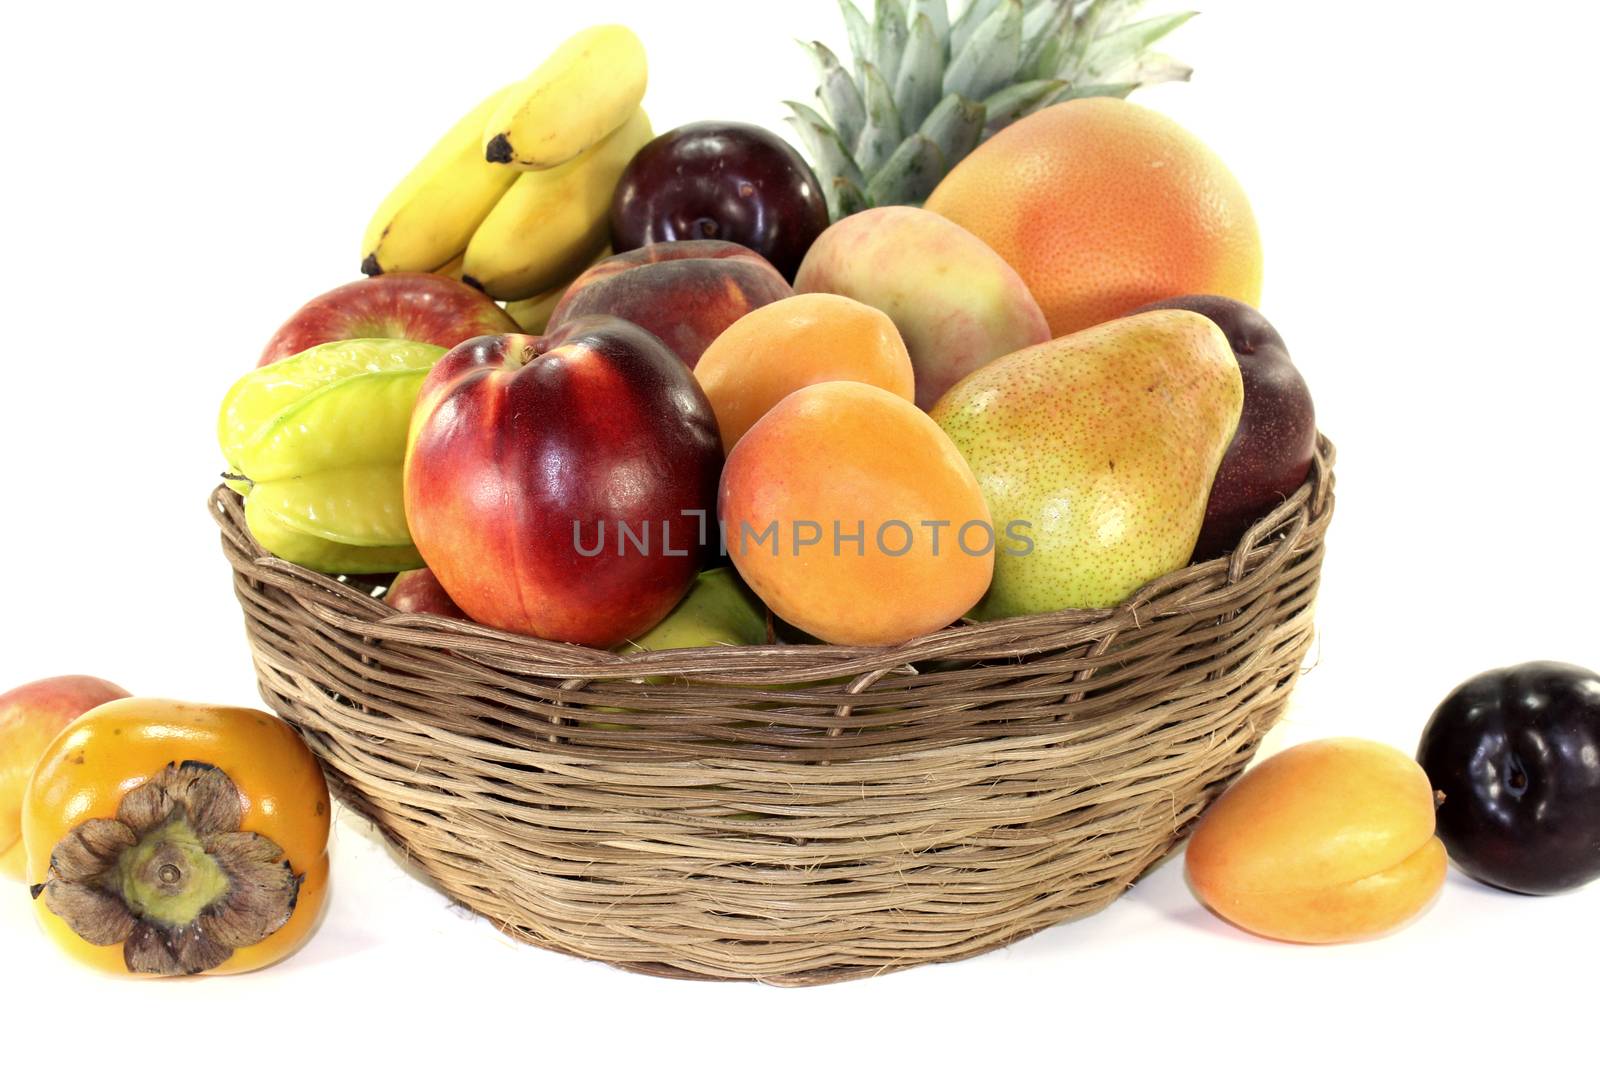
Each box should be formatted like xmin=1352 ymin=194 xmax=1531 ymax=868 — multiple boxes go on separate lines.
xmin=33 ymin=761 xmax=303 ymax=976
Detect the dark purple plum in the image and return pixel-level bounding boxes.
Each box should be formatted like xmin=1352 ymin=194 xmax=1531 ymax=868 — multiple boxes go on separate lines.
xmin=1418 ymin=662 xmax=1600 ymax=894
xmin=1130 ymin=295 xmax=1316 ymax=561
xmin=610 ymin=122 xmax=829 ymax=282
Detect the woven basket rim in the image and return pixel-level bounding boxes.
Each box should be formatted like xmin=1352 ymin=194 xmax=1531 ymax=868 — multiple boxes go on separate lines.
xmin=211 ymin=434 xmax=1336 ymax=682
xmin=215 ymin=437 xmax=1335 ymax=982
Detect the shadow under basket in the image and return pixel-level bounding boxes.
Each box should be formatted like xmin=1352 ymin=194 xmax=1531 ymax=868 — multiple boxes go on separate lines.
xmin=211 ymin=436 xmax=1335 ymax=985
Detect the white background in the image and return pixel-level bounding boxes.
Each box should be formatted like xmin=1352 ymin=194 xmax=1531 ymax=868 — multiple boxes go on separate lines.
xmin=3 ymin=0 xmax=1596 ymax=1060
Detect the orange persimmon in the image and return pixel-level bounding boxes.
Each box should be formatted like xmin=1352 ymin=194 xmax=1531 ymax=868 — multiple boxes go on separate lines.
xmin=23 ymin=698 xmax=329 ymax=977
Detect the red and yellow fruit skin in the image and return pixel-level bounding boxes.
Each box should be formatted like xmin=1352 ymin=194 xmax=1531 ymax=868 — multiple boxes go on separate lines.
xmin=546 ymin=240 xmax=792 ymax=369
xmin=793 ymin=206 xmax=1049 ymax=410
xmin=925 ymin=97 xmax=1262 ymax=337
xmin=258 ymin=272 xmax=518 ymax=366
xmin=22 ymin=699 xmax=330 ymax=976
xmin=383 ymin=567 xmax=466 ymax=618
xmin=404 ymin=322 xmax=722 ymax=647
xmin=0 ymin=675 xmax=131 ymax=880
xmin=1185 ymin=738 xmax=1446 ymax=944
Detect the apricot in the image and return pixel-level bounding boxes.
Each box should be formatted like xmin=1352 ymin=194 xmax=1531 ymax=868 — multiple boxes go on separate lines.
xmin=1186 ymin=738 xmax=1447 ymax=943
xmin=694 ymin=293 xmax=916 ymax=452
xmin=719 ymin=381 xmax=992 ymax=646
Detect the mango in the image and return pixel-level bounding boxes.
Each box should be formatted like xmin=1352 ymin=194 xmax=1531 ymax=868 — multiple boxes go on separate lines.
xmin=794 ymin=206 xmax=1049 ymax=410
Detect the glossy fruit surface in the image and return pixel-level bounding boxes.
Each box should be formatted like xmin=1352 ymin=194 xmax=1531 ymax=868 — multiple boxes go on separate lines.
xmin=24 ymin=699 xmax=329 ymax=976
xmin=258 ymin=273 xmax=515 ymax=367
xmin=693 ymin=293 xmax=914 ymax=452
xmin=547 ymin=240 xmax=792 ymax=368
xmin=0 ymin=676 xmax=130 ymax=880
xmin=482 ymin=24 xmax=647 ymax=170
xmin=611 ymin=121 xmax=828 ymax=281
xmin=383 ymin=568 xmax=465 ymax=619
xmin=404 ymin=321 xmax=721 ymax=647
xmin=1417 ymin=661 xmax=1600 ymax=894
xmin=463 ymin=108 xmax=654 ymax=301
xmin=1132 ymin=295 xmax=1316 ymax=560
xmin=925 ymin=98 xmax=1262 ymax=336
xmin=1186 ymin=738 xmax=1447 ymax=943
xmin=720 ymin=381 xmax=992 ymax=646
xmin=220 ymin=338 xmax=446 ymax=573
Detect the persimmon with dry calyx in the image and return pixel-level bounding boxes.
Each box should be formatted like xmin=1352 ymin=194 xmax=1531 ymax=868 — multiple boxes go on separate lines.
xmin=23 ymin=699 xmax=329 ymax=977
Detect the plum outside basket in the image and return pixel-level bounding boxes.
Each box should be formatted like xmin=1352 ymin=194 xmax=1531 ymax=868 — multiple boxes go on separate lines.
xmin=211 ymin=435 xmax=1334 ymax=985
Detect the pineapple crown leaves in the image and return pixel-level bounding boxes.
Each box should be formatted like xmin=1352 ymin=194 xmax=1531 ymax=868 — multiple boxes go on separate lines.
xmin=786 ymin=0 xmax=1196 ymax=219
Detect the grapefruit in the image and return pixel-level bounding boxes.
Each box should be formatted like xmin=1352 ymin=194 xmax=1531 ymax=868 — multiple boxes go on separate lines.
xmin=924 ymin=98 xmax=1262 ymax=337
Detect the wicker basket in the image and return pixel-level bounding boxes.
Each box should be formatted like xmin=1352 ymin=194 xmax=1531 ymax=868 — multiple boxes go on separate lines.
xmin=212 ymin=435 xmax=1334 ymax=985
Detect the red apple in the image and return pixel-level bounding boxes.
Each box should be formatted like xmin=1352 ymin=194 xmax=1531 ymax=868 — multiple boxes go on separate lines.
xmin=1 ymin=675 xmax=130 ymax=879
xmin=258 ymin=272 xmax=519 ymax=366
xmin=546 ymin=240 xmax=791 ymax=369
xmin=404 ymin=318 xmax=722 ymax=647
xmin=383 ymin=568 xmax=466 ymax=619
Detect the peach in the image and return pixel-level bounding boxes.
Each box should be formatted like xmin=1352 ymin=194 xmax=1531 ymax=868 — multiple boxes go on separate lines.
xmin=0 ymin=675 xmax=130 ymax=879
xmin=546 ymin=239 xmax=792 ymax=368
xmin=1185 ymin=738 xmax=1448 ymax=944
xmin=694 ymin=293 xmax=915 ymax=452
xmin=793 ymin=206 xmax=1049 ymax=409
xmin=384 ymin=567 xmax=466 ymax=619
xmin=719 ymin=381 xmax=992 ymax=646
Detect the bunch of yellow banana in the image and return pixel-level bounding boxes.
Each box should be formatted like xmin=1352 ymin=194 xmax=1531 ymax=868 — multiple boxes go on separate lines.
xmin=360 ymin=24 xmax=649 ymax=306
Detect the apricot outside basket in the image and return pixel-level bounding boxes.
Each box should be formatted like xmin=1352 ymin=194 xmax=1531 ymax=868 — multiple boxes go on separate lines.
xmin=210 ymin=435 xmax=1334 ymax=985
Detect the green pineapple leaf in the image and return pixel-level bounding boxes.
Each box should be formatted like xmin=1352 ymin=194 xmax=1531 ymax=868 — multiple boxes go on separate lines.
xmin=792 ymin=0 xmax=1195 ymax=216
xmin=1120 ymin=52 xmax=1194 ymax=86
xmin=865 ymin=133 xmax=947 ymax=206
xmin=982 ymin=78 xmax=1066 ymax=128
xmin=951 ymin=0 xmax=1003 ymax=58
xmin=831 ymin=176 xmax=871 ymax=217
xmin=894 ymin=13 xmax=946 ymax=131
xmin=1079 ymin=11 xmax=1196 ymax=79
xmin=1037 ymin=81 xmax=1140 ymax=112
xmin=944 ymin=0 xmax=1023 ymax=102
xmin=872 ymin=0 xmax=910 ymax=86
xmin=919 ymin=93 xmax=986 ymax=165
xmin=801 ymin=40 xmax=867 ymax=148
xmin=839 ymin=0 xmax=875 ymax=78
xmin=909 ymin=0 xmax=951 ymax=60
xmin=784 ymin=100 xmax=868 ymax=219
xmin=1060 ymin=0 xmax=1139 ymax=75
xmin=1021 ymin=0 xmax=1072 ymax=78
xmin=854 ymin=61 xmax=904 ymax=176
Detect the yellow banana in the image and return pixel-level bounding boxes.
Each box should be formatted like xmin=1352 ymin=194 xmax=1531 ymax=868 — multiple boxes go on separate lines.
xmin=482 ymin=25 xmax=647 ymax=170
xmin=504 ymin=247 xmax=610 ymax=332
xmin=434 ymin=252 xmax=466 ymax=281
xmin=361 ymin=84 xmax=520 ymax=275
xmin=464 ymin=111 xmax=652 ymax=301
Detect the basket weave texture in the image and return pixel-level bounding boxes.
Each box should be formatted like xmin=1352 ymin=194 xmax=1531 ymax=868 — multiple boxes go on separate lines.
xmin=212 ymin=436 xmax=1334 ymax=985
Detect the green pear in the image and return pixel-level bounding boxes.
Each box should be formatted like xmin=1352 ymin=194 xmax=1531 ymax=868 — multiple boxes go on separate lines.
xmin=586 ymin=569 xmax=768 ymax=731
xmin=617 ymin=567 xmax=769 ymax=653
xmin=932 ymin=309 xmax=1243 ymax=617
